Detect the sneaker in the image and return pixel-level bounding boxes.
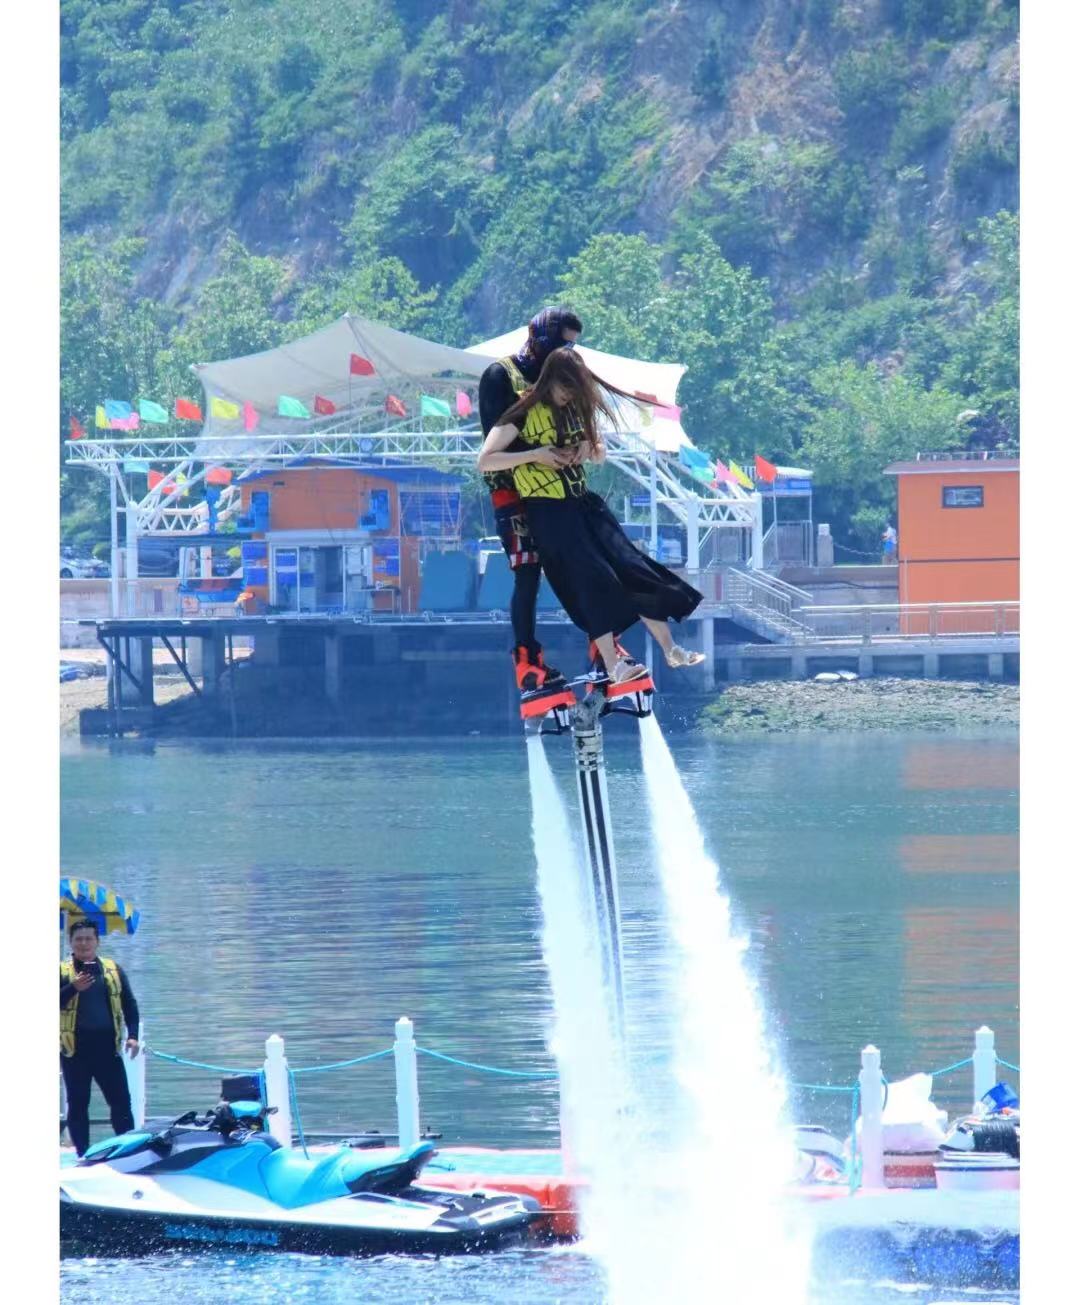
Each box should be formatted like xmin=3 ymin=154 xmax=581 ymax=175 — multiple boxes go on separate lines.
xmin=665 ymin=644 xmax=706 ymax=669
xmin=513 ymin=645 xmax=567 ymax=695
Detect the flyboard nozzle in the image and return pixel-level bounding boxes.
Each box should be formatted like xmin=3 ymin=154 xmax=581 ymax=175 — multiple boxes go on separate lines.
xmin=570 ymin=692 xmax=625 ymax=1038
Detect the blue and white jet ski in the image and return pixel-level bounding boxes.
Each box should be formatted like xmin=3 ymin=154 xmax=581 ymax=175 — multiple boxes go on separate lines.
xmin=60 ymin=1101 xmax=538 ymax=1256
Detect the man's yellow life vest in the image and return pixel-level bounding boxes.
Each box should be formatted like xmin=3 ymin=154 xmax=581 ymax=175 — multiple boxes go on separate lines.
xmin=60 ymin=957 xmax=124 ymax=1057
xmin=483 ymin=358 xmax=531 ymax=496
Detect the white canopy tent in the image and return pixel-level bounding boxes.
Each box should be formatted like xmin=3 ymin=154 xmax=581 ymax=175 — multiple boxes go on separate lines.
xmin=65 ymin=313 xmax=765 ymax=615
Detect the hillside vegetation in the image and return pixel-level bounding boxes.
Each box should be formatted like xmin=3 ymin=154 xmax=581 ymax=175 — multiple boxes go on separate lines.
xmin=60 ymin=0 xmax=1019 ymax=550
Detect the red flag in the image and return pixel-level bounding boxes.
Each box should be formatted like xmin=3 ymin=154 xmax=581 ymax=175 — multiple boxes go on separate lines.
xmin=148 ymin=469 xmax=176 ymax=495
xmin=754 ymin=454 xmax=778 ymax=484
xmin=314 ymin=395 xmax=336 ymax=416
xmin=350 ymin=353 xmax=375 ymax=377
xmin=385 ymin=394 xmax=407 ymax=418
xmin=69 ymin=415 xmax=85 ymax=440
xmin=175 ymin=398 xmax=203 ymax=421
xmin=205 ymin=466 xmax=233 ymax=486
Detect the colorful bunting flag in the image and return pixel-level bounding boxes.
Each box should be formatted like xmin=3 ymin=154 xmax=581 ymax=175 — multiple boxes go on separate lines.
xmin=314 ymin=395 xmax=337 ymax=416
xmin=711 ymin=463 xmax=737 ymax=486
xmin=122 ymin=458 xmax=150 ymax=474
xmin=633 ymin=390 xmax=660 ymax=404
xmin=754 ymin=454 xmax=778 ymax=484
xmin=104 ymin=400 xmax=133 ymax=421
xmin=385 ymin=394 xmax=407 ymax=418
xmin=729 ymin=461 xmax=754 ymax=489
xmin=175 ymin=398 xmax=203 ymax=422
xmin=210 ymin=396 xmax=241 ymax=420
xmin=420 ymin=394 xmax=451 ymax=420
xmin=138 ymin=399 xmax=169 ymax=424
xmin=95 ymin=406 xmax=108 ymax=429
xmin=243 ymin=401 xmax=258 ymax=432
xmin=654 ymin=403 xmax=682 ymax=422
xmin=69 ymin=415 xmax=85 ymax=440
xmin=349 ymin=353 xmax=376 ymax=377
xmin=149 ymin=469 xmax=179 ymax=495
xmin=455 ymin=390 xmax=473 ymax=418
xmin=111 ymin=412 xmax=140 ymax=431
xmin=205 ymin=466 xmax=233 ymax=487
xmin=278 ymin=395 xmax=310 ymax=419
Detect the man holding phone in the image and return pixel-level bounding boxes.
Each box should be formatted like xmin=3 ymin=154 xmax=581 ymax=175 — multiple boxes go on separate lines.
xmin=60 ymin=917 xmax=141 ymax=1155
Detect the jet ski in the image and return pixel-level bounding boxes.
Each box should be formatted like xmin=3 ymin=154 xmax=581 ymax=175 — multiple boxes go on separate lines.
xmin=60 ymin=1100 xmax=538 ymax=1256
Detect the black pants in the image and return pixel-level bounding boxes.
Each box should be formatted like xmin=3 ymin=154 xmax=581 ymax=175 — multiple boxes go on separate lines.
xmin=61 ymin=1031 xmax=134 ymax=1155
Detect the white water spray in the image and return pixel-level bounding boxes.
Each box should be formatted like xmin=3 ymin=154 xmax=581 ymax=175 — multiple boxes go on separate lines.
xmin=637 ymin=712 xmax=810 ymax=1299
xmin=526 ymin=736 xmax=677 ymax=1302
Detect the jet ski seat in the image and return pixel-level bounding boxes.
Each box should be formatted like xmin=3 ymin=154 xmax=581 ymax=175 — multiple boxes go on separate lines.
xmin=259 ymin=1140 xmax=436 ymax=1210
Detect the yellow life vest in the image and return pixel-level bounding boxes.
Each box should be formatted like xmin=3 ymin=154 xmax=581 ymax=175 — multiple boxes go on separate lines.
xmin=511 ymin=401 xmax=589 ymax=501
xmin=60 ymin=957 xmax=124 ymax=1058
xmin=483 ymin=358 xmax=531 ymax=495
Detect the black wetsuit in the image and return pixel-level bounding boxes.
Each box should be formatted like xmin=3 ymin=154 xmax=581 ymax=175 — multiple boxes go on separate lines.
xmin=479 ymin=358 xmax=544 ymax=654
xmin=60 ymin=959 xmax=140 ymax=1155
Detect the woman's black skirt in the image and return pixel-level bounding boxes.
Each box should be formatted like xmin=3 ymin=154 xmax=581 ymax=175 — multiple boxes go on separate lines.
xmin=522 ymin=492 xmax=702 ymax=639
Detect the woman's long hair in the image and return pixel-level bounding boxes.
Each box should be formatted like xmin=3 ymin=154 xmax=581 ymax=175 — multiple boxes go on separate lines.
xmin=498 ymin=348 xmax=645 ymax=454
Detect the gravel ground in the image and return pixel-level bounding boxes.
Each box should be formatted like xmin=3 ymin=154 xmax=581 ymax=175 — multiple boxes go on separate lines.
xmin=699 ymin=676 xmax=1019 ymax=734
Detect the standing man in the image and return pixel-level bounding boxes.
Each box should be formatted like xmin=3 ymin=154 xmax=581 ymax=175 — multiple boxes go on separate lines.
xmin=60 ymin=918 xmax=141 ymax=1155
xmin=479 ymin=307 xmax=582 ymax=702
xmin=882 ymin=522 xmax=898 ymax=564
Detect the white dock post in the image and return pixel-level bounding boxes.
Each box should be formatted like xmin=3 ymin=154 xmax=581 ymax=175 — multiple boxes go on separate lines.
xmin=394 ymin=1017 xmax=421 ymax=1150
xmin=123 ymin=1020 xmax=147 ymax=1128
xmin=859 ymin=1045 xmax=885 ymax=1189
xmin=263 ymin=1034 xmax=292 ymax=1148
xmin=973 ymin=1026 xmax=997 ymax=1110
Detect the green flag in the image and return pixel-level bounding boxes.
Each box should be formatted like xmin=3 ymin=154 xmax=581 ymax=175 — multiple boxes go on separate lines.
xmin=278 ymin=395 xmax=310 ymax=419
xmin=420 ymin=394 xmax=451 ymax=420
xmin=138 ymin=399 xmax=169 ymax=424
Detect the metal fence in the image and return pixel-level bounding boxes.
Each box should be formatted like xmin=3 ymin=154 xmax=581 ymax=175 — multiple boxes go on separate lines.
xmin=794 ymin=601 xmax=1020 ymax=644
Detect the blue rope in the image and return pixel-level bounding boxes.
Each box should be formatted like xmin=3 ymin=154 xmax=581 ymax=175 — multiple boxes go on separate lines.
xmin=926 ymin=1055 xmax=974 ymax=1078
xmin=415 ymin=1046 xmax=559 ymax=1079
xmin=291 ymin=1049 xmax=394 ymax=1075
xmin=147 ymin=1049 xmax=259 ymax=1076
xmin=996 ymin=1056 xmax=1021 ymax=1073
xmin=288 ymin=1069 xmax=309 ymax=1159
xmin=791 ymin=1080 xmax=858 ymax=1093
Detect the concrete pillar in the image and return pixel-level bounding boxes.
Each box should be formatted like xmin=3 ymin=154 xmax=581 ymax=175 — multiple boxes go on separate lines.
xmin=988 ymin=652 xmax=1005 ymax=681
xmin=253 ymin=626 xmax=282 ymax=666
xmin=726 ymin=656 xmax=744 ymax=682
xmin=394 ymin=1017 xmax=421 ymax=1150
xmin=325 ymin=635 xmax=343 ymax=705
xmin=117 ymin=638 xmax=139 ymax=708
xmin=749 ymin=494 xmax=764 ymax=570
xmin=137 ymin=637 xmax=155 ymax=707
xmin=857 ymin=651 xmax=873 ymax=677
xmin=791 ymin=650 xmax=808 ymax=679
xmin=924 ymin=651 xmax=940 ymax=679
xmin=701 ymin=617 xmax=715 ymax=693
xmin=201 ymin=634 xmax=224 ymax=699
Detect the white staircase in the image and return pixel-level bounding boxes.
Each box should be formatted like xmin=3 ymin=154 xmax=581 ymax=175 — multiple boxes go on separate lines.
xmin=721 ymin=568 xmax=813 ymax=644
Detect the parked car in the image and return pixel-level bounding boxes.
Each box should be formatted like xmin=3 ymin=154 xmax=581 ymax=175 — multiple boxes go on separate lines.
xmin=60 ymin=548 xmax=108 ymax=579
xmin=137 ymin=538 xmax=180 ymax=577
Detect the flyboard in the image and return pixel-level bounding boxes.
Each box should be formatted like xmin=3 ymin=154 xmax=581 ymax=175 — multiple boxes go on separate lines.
xmin=522 ymin=669 xmax=654 ymax=1036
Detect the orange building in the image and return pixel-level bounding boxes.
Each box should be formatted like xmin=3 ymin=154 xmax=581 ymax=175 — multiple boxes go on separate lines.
xmin=883 ymin=453 xmax=1019 ymax=614
xmin=235 ymin=461 xmax=462 ymax=614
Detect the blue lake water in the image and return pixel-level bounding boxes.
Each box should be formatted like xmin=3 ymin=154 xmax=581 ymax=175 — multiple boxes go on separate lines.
xmin=59 ymin=727 xmax=1019 ymax=1303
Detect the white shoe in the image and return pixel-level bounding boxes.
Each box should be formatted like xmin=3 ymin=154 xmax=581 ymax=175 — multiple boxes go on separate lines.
xmin=665 ymin=644 xmax=706 ymax=669
xmin=611 ymin=658 xmax=650 ymax=685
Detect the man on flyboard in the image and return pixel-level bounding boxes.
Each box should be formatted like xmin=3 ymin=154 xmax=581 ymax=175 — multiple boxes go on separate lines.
xmin=478 ymin=307 xmax=582 ymax=704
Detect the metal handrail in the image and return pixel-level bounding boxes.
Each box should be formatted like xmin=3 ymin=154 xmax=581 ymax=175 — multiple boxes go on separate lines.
xmin=791 ymin=600 xmax=1019 ymax=645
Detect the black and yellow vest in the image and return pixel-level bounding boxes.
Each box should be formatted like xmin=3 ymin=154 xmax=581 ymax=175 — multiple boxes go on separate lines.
xmin=511 ymin=401 xmax=589 ymax=500
xmin=60 ymin=957 xmax=124 ymax=1058
xmin=483 ymin=357 xmax=531 ymax=496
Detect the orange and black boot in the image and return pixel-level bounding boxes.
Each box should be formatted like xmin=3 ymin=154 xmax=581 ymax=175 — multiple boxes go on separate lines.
xmin=513 ymin=644 xmax=567 ymax=698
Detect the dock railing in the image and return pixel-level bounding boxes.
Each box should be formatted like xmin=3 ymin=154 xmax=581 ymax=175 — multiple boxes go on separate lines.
xmin=792 ymin=600 xmax=1020 ymax=644
xmin=71 ymin=1019 xmax=1019 ymax=1195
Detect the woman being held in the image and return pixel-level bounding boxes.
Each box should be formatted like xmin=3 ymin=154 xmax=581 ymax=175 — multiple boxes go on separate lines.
xmin=477 ymin=348 xmax=705 ymax=684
